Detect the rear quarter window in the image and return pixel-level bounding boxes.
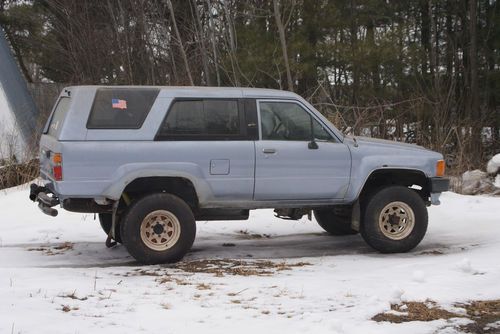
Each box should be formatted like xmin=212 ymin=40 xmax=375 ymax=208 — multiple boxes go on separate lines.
xmin=156 ymin=99 xmax=244 ymax=140
xmin=46 ymin=97 xmax=71 ymax=137
xmin=87 ymin=88 xmax=159 ymax=129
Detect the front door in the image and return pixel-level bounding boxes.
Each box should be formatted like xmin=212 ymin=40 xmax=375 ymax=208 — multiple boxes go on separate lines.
xmin=254 ymin=100 xmax=351 ymax=200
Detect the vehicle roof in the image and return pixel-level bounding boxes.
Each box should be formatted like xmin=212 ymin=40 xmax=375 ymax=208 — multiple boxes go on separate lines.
xmin=64 ymin=86 xmax=300 ymax=99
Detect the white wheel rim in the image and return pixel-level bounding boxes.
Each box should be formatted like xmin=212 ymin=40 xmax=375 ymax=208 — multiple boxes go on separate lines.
xmin=140 ymin=210 xmax=181 ymax=251
xmin=378 ymin=201 xmax=415 ymax=240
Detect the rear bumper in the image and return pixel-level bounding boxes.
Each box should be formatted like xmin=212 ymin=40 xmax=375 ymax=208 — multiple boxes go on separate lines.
xmin=29 ymin=183 xmax=59 ymax=217
xmin=429 ymin=177 xmax=450 ymax=193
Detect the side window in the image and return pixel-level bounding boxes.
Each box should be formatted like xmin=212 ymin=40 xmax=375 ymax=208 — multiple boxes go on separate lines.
xmin=87 ymin=88 xmax=159 ymax=129
xmin=157 ymin=99 xmax=242 ymax=139
xmin=259 ymin=101 xmax=333 ymax=141
xmin=204 ymin=100 xmax=240 ymax=135
xmin=163 ymin=100 xmax=204 ymax=135
xmin=312 ymin=118 xmax=333 ymax=141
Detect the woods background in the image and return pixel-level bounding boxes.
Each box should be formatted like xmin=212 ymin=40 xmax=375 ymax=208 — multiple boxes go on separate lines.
xmin=0 ymin=0 xmax=499 ymax=174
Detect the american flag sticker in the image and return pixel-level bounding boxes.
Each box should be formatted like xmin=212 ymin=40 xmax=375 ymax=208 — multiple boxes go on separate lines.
xmin=112 ymin=98 xmax=127 ymax=109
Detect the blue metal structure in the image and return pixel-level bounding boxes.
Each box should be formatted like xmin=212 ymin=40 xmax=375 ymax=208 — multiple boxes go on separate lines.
xmin=0 ymin=26 xmax=38 ymax=150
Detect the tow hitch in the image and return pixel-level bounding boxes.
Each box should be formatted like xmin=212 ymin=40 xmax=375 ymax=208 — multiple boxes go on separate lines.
xmin=30 ymin=183 xmax=59 ymax=217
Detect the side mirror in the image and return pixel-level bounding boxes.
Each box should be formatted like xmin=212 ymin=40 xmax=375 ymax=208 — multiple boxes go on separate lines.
xmin=308 ymin=141 xmax=318 ymax=149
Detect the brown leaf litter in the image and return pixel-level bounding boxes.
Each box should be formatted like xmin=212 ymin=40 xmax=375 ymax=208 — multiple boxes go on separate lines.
xmin=172 ymin=259 xmax=310 ymax=277
xmin=373 ymin=299 xmax=500 ymax=333
xmin=27 ymin=242 xmax=74 ymax=255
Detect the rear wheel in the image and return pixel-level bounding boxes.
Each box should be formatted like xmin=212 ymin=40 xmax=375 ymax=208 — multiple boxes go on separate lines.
xmin=314 ymin=207 xmax=358 ymax=235
xmin=360 ymin=186 xmax=428 ymax=253
xmin=98 ymin=213 xmax=122 ymax=243
xmin=120 ymin=193 xmax=196 ymax=264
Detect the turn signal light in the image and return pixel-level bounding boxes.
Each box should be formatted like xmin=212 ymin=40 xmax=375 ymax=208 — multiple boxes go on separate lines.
xmin=52 ymin=152 xmax=63 ymax=181
xmin=53 ymin=153 xmax=62 ymax=164
xmin=436 ymin=160 xmax=445 ymax=177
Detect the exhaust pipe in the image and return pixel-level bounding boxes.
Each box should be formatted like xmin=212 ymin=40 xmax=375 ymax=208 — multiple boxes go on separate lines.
xmin=38 ymin=202 xmax=58 ymax=217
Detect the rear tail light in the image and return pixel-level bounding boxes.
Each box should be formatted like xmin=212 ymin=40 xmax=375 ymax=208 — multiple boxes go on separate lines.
xmin=52 ymin=153 xmax=63 ymax=181
xmin=436 ymin=160 xmax=445 ymax=177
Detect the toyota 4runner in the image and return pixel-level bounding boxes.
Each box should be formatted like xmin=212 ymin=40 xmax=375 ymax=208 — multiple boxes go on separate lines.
xmin=30 ymin=86 xmax=449 ymax=264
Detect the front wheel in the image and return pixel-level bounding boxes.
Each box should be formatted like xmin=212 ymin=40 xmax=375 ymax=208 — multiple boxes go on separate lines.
xmin=120 ymin=193 xmax=196 ymax=264
xmin=360 ymin=186 xmax=428 ymax=253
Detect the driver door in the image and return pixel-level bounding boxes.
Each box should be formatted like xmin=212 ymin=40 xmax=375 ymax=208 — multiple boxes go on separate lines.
xmin=254 ymin=100 xmax=351 ymax=201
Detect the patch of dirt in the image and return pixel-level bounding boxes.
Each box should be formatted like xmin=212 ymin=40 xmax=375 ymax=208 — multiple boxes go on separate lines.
xmin=128 ymin=269 xmax=163 ymax=277
xmin=236 ymin=230 xmax=272 ymax=239
xmin=373 ymin=299 xmax=500 ymax=333
xmin=27 ymin=242 xmax=74 ymax=255
xmin=418 ymin=250 xmax=445 ymax=255
xmin=173 ymin=259 xmax=310 ymax=277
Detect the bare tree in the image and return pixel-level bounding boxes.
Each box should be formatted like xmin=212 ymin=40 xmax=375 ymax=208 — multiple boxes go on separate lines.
xmin=221 ymin=0 xmax=240 ymax=86
xmin=165 ymin=0 xmax=194 ymax=85
xmin=205 ymin=0 xmax=221 ymax=86
xmin=191 ymin=0 xmax=212 ymax=86
xmin=468 ymin=0 xmax=480 ymax=158
xmin=273 ymin=0 xmax=293 ymax=91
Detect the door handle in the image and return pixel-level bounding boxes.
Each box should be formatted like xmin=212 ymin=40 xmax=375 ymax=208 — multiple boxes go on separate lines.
xmin=262 ymin=148 xmax=277 ymax=154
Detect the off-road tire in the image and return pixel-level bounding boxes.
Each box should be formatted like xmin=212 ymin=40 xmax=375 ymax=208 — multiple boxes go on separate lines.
xmin=120 ymin=193 xmax=196 ymax=264
xmin=314 ymin=209 xmax=358 ymax=235
xmin=98 ymin=213 xmax=122 ymax=243
xmin=360 ymin=186 xmax=428 ymax=253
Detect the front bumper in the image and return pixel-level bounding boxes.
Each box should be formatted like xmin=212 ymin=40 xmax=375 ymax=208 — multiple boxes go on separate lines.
xmin=29 ymin=183 xmax=59 ymax=217
xmin=428 ymin=177 xmax=450 ymax=205
xmin=429 ymin=177 xmax=450 ymax=193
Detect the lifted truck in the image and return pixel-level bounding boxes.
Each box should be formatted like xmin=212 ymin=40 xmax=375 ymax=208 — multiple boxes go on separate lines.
xmin=30 ymin=86 xmax=449 ymax=264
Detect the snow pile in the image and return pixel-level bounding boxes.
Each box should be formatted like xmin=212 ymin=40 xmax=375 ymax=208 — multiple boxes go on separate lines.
xmin=461 ymin=169 xmax=495 ymax=195
xmin=486 ymin=153 xmax=500 ymax=174
xmin=459 ymin=153 xmax=500 ymax=195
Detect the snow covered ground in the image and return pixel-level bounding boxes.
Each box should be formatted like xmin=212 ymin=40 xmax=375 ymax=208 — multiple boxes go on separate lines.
xmin=0 ymin=186 xmax=499 ymax=334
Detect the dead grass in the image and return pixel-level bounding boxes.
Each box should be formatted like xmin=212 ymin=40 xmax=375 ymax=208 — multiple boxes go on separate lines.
xmin=373 ymin=299 xmax=500 ymax=333
xmin=27 ymin=242 xmax=74 ymax=255
xmin=61 ymin=304 xmax=79 ymax=313
xmin=58 ymin=290 xmax=88 ymax=301
xmin=196 ymin=283 xmax=211 ymax=290
xmin=0 ymin=159 xmax=39 ymax=191
xmin=459 ymin=300 xmax=500 ymax=333
xmin=160 ymin=303 xmax=171 ymax=310
xmin=129 ymin=269 xmax=163 ymax=277
xmin=372 ymin=300 xmax=461 ymax=323
xmin=172 ymin=259 xmax=310 ymax=277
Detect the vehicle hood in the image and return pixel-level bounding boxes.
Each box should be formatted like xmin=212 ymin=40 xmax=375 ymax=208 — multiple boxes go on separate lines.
xmin=344 ymin=135 xmax=431 ymax=152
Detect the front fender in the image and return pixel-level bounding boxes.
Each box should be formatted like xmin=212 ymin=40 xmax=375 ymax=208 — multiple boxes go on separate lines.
xmin=345 ymin=152 xmax=439 ymax=202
